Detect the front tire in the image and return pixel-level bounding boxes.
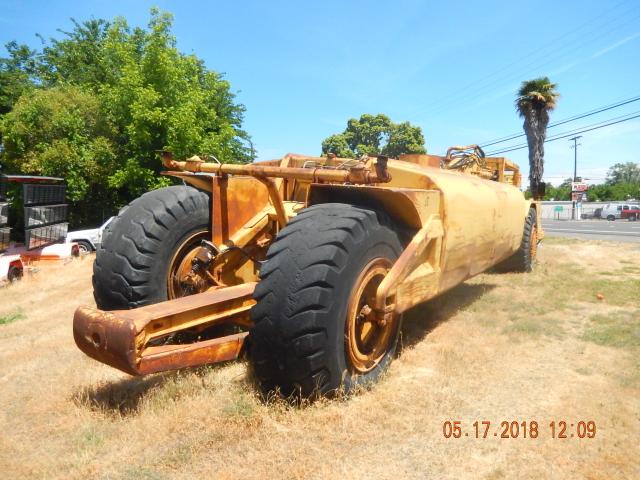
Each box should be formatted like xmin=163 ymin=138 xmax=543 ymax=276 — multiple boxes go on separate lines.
xmin=75 ymin=240 xmax=93 ymax=254
xmin=496 ymin=207 xmax=538 ymax=273
xmin=249 ymin=203 xmax=403 ymax=398
xmin=93 ymin=185 xmax=210 ymax=310
xmin=7 ymin=265 xmax=23 ymax=282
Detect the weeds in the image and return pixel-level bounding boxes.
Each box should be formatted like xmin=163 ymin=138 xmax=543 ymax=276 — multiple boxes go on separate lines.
xmin=0 ymin=308 xmax=25 ymax=325
xmin=582 ymin=311 xmax=640 ymax=348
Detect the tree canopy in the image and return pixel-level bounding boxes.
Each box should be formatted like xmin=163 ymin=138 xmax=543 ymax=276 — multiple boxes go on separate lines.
xmin=321 ymin=113 xmax=426 ymax=158
xmin=605 ymin=162 xmax=640 ymax=185
xmin=515 ymin=77 xmax=559 ymax=116
xmin=0 ymin=8 xmax=251 ymax=226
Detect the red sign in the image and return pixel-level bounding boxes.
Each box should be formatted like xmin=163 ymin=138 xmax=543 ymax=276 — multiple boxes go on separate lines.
xmin=571 ymin=192 xmax=587 ymax=202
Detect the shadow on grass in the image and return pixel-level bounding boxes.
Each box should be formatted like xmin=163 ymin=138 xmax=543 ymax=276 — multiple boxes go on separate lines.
xmin=72 ymin=364 xmax=230 ymax=416
xmin=400 ymin=282 xmax=496 ymax=350
xmin=72 ymin=373 xmax=174 ymax=416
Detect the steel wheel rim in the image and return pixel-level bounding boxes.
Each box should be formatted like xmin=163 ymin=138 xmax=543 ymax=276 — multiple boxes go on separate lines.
xmin=167 ymin=230 xmax=210 ymax=299
xmin=345 ymin=257 xmax=397 ymax=374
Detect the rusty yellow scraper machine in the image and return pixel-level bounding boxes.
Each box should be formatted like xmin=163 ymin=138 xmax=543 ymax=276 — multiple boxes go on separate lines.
xmin=74 ymin=145 xmax=542 ymax=397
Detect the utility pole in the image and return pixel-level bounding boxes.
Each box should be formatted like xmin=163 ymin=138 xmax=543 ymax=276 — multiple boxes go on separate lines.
xmin=569 ymin=136 xmax=582 ymax=181
xmin=569 ymin=136 xmax=582 ymax=220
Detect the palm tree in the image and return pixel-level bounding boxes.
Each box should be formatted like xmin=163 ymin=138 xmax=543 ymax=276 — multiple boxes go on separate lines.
xmin=515 ymin=77 xmax=559 ymax=197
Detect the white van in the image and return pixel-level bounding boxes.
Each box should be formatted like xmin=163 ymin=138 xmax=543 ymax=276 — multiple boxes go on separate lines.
xmin=601 ymin=203 xmax=640 ymax=221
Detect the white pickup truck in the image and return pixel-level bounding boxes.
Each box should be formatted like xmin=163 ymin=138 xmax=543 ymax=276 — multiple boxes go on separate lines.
xmin=66 ymin=217 xmax=114 ymax=253
xmin=601 ymin=203 xmax=640 ymax=221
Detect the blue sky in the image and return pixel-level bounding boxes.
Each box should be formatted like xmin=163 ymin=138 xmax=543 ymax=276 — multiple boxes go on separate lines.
xmin=2 ymin=0 xmax=639 ymax=186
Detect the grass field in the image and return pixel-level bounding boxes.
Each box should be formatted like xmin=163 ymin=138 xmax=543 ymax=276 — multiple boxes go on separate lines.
xmin=0 ymin=238 xmax=639 ymax=479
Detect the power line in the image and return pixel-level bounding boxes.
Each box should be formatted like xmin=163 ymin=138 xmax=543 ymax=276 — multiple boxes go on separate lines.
xmin=487 ymin=109 xmax=640 ymax=153
xmin=479 ymin=94 xmax=640 ymax=147
xmin=424 ymin=8 xmax=640 ymax=118
xmin=405 ymin=0 xmax=640 ymax=119
xmin=485 ymin=112 xmax=640 ymax=155
xmin=426 ymin=4 xmax=640 ymax=117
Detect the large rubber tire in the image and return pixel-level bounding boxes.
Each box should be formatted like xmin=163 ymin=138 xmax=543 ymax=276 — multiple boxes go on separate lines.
xmin=249 ymin=203 xmax=403 ymax=398
xmin=496 ymin=207 xmax=537 ymax=273
xmin=93 ymin=185 xmax=210 ymax=310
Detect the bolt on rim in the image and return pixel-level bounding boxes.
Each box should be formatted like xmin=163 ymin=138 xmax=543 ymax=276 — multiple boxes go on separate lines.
xmin=345 ymin=257 xmax=398 ymax=374
xmin=167 ymin=230 xmax=211 ymax=299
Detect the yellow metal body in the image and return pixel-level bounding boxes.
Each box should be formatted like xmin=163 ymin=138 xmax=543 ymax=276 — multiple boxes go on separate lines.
xmin=74 ymin=149 xmax=541 ymax=376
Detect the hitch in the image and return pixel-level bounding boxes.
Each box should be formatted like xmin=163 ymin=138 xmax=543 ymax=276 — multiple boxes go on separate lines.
xmin=73 ymin=283 xmax=256 ymax=375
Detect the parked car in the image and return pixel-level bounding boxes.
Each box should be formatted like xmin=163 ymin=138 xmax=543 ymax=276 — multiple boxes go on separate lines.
xmin=66 ymin=217 xmax=114 ymax=253
xmin=601 ymin=203 xmax=640 ymax=221
xmin=621 ymin=208 xmax=640 ymax=221
xmin=581 ymin=207 xmax=602 ymax=219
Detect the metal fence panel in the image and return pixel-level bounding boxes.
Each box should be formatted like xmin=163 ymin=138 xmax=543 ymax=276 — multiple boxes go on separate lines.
xmin=0 ymin=227 xmax=10 ymax=252
xmin=22 ymin=184 xmax=66 ymax=206
xmin=0 ymin=203 xmax=8 ymax=226
xmin=25 ymin=223 xmax=68 ymax=250
xmin=24 ymin=204 xmax=68 ymax=228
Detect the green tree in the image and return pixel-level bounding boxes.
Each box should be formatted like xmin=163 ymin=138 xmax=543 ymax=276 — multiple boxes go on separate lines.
xmin=606 ymin=162 xmax=640 ymax=185
xmin=321 ymin=113 xmax=426 ymax=158
xmin=0 ymin=41 xmax=38 ymax=115
xmin=515 ymin=77 xmax=559 ymax=196
xmin=588 ymin=182 xmax=640 ymax=201
xmin=0 ymin=86 xmax=121 ymax=224
xmin=543 ymin=177 xmax=572 ymax=200
xmin=0 ymin=9 xmax=251 ymax=225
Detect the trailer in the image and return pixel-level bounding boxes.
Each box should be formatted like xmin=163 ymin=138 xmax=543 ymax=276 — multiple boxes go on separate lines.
xmin=74 ymin=145 xmax=543 ymax=397
xmin=0 ymin=175 xmax=78 ymax=265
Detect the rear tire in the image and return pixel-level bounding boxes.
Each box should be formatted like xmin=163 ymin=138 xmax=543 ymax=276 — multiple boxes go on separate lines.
xmin=7 ymin=265 xmax=22 ymax=282
xmin=249 ymin=203 xmax=403 ymax=398
xmin=495 ymin=207 xmax=537 ymax=273
xmin=76 ymin=240 xmax=93 ymax=254
xmin=93 ymin=185 xmax=210 ymax=310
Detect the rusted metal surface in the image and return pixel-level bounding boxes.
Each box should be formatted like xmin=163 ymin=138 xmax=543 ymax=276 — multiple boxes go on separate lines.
xmin=160 ymin=151 xmax=392 ymax=185
xmin=256 ymin=176 xmax=288 ymax=228
xmin=73 ymin=283 xmax=256 ymax=375
xmin=208 ymin=175 xmax=271 ymax=246
xmin=73 ymin=306 xmax=140 ymax=375
xmin=166 ymin=230 xmax=210 ymax=298
xmin=138 ymin=333 xmax=247 ymax=375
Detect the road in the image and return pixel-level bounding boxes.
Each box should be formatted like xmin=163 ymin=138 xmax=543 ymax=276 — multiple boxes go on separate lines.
xmin=541 ymin=218 xmax=640 ymax=243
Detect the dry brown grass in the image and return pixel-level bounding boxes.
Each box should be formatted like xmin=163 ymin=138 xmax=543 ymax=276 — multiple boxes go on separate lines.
xmin=0 ymin=239 xmax=639 ymax=480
